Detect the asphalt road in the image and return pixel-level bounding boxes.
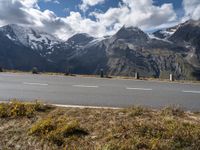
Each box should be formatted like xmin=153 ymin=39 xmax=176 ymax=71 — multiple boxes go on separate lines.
xmin=0 ymin=73 xmax=200 ymax=111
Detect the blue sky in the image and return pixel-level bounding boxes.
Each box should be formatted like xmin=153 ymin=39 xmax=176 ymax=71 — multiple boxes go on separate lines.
xmin=38 ymin=0 xmax=121 ymax=17
xmin=0 ymin=0 xmax=199 ymax=40
xmin=38 ymin=0 xmax=183 ymax=19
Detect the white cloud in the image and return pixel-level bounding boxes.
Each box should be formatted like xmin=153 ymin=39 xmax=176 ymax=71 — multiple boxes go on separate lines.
xmin=0 ymin=0 xmax=72 ymax=39
xmin=19 ymin=0 xmax=39 ymax=8
xmin=64 ymin=12 xmax=107 ymax=37
xmin=92 ymin=0 xmax=177 ymax=32
xmin=44 ymin=0 xmax=60 ymax=4
xmin=0 ymin=0 xmax=40 ymax=25
xmin=79 ymin=0 xmax=105 ymax=12
xmin=0 ymin=0 xmax=178 ymax=40
xmin=0 ymin=0 xmax=107 ymax=39
xmin=183 ymin=0 xmax=200 ymax=20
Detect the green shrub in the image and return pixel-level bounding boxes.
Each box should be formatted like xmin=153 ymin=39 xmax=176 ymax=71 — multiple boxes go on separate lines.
xmin=29 ymin=115 xmax=87 ymax=146
xmin=0 ymin=103 xmax=9 ymax=117
xmin=128 ymin=106 xmax=146 ymax=117
xmin=32 ymin=67 xmax=38 ymax=74
xmin=0 ymin=67 xmax=3 ymax=72
xmin=161 ymin=106 xmax=184 ymax=116
xmin=133 ymin=118 xmax=200 ymax=149
xmin=122 ymin=106 xmax=147 ymax=117
xmin=0 ymin=100 xmax=51 ymax=118
xmin=163 ymin=119 xmax=200 ymax=149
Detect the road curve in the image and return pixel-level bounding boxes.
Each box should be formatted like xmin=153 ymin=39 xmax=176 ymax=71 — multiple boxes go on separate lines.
xmin=0 ymin=73 xmax=200 ymax=111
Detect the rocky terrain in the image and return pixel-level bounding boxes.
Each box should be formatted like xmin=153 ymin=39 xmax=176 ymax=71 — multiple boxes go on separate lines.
xmin=0 ymin=20 xmax=200 ymax=80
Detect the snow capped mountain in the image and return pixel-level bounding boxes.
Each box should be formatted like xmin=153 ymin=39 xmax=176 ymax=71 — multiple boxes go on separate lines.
xmin=152 ymin=26 xmax=178 ymax=39
xmin=152 ymin=20 xmax=200 ymax=40
xmin=113 ymin=26 xmax=149 ymax=44
xmin=0 ymin=20 xmax=200 ymax=80
xmin=67 ymin=33 xmax=94 ymax=46
xmin=0 ymin=24 xmax=61 ymax=51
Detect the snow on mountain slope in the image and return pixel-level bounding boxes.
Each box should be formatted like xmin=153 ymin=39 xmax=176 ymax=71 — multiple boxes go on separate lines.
xmin=0 ymin=24 xmax=61 ymax=51
xmin=152 ymin=27 xmax=177 ymax=39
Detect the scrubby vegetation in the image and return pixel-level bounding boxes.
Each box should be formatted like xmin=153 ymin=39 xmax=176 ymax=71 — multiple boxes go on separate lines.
xmin=32 ymin=67 xmax=39 ymax=74
xmin=29 ymin=115 xmax=88 ymax=146
xmin=0 ymin=67 xmax=3 ymax=72
xmin=0 ymin=101 xmax=200 ymax=149
xmin=0 ymin=100 xmax=51 ymax=118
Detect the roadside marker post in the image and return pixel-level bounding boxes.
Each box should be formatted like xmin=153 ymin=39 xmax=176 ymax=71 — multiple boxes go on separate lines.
xmin=0 ymin=67 xmax=3 ymax=72
xmin=135 ymin=72 xmax=139 ymax=79
xmin=100 ymin=69 xmax=104 ymax=78
xmin=170 ymin=74 xmax=174 ymax=81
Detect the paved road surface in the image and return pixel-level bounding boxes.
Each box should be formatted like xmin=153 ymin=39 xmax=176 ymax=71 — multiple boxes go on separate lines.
xmin=0 ymin=73 xmax=200 ymax=111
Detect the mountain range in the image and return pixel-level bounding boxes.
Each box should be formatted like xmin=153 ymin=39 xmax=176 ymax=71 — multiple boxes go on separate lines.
xmin=0 ymin=20 xmax=200 ymax=80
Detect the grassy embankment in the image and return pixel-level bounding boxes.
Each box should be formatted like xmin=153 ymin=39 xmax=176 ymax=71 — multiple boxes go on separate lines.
xmin=0 ymin=100 xmax=200 ymax=150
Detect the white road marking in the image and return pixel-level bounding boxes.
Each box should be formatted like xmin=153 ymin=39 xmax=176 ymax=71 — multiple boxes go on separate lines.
xmin=182 ymin=90 xmax=200 ymax=94
xmin=72 ymin=85 xmax=99 ymax=88
xmin=23 ymin=82 xmax=48 ymax=86
xmin=0 ymin=101 xmax=121 ymax=109
xmin=53 ymin=104 xmax=121 ymax=109
xmin=126 ymin=87 xmax=153 ymax=91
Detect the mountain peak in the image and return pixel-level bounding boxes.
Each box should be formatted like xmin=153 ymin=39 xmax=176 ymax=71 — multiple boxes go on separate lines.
xmin=1 ymin=24 xmax=59 ymax=38
xmin=4 ymin=24 xmax=20 ymax=28
xmin=0 ymin=24 xmax=60 ymax=51
xmin=1 ymin=24 xmax=33 ymax=34
xmin=113 ymin=25 xmax=149 ymax=43
xmin=152 ymin=19 xmax=200 ymax=40
xmin=116 ymin=26 xmax=142 ymax=35
xmin=67 ymin=33 xmax=94 ymax=45
xmin=2 ymin=24 xmax=21 ymax=29
xmin=122 ymin=25 xmax=141 ymax=31
xmin=180 ymin=19 xmax=200 ymax=27
xmin=168 ymin=19 xmax=200 ymax=45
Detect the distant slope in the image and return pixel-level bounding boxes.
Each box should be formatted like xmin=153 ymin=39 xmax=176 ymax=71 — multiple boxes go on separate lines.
xmin=0 ymin=27 xmax=56 ymax=71
xmin=0 ymin=20 xmax=200 ymax=80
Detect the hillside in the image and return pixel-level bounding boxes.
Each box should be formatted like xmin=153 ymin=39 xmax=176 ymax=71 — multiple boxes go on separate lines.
xmin=0 ymin=20 xmax=200 ymax=80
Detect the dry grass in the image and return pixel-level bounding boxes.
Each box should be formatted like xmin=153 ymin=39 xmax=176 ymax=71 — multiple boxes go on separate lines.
xmin=0 ymin=100 xmax=52 ymax=118
xmin=0 ymin=101 xmax=200 ymax=150
xmin=29 ymin=115 xmax=88 ymax=146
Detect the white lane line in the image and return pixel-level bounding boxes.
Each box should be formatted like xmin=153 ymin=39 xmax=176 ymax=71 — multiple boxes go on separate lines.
xmin=23 ymin=82 xmax=48 ymax=86
xmin=182 ymin=90 xmax=200 ymax=94
xmin=126 ymin=87 xmax=153 ymax=91
xmin=53 ymin=104 xmax=121 ymax=109
xmin=0 ymin=101 xmax=121 ymax=109
xmin=72 ymin=85 xmax=99 ymax=88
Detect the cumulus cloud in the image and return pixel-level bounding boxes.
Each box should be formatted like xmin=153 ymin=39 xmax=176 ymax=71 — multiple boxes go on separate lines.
xmin=183 ymin=0 xmax=200 ymax=20
xmin=65 ymin=12 xmax=107 ymax=37
xmin=79 ymin=0 xmax=105 ymax=12
xmin=0 ymin=0 xmax=178 ymax=40
xmin=92 ymin=0 xmax=177 ymax=31
xmin=0 ymin=0 xmax=39 ymax=26
xmin=0 ymin=0 xmax=105 ymax=39
xmin=0 ymin=0 xmax=72 ymax=39
xmin=44 ymin=0 xmax=60 ymax=4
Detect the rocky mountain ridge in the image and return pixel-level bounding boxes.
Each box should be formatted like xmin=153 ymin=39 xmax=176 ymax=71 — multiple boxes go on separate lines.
xmin=0 ymin=20 xmax=200 ymax=80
